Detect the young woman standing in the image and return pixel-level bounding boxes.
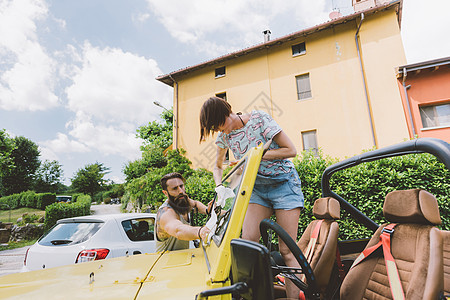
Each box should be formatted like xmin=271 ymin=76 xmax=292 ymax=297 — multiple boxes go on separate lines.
xmin=200 ymin=96 xmax=304 ymax=298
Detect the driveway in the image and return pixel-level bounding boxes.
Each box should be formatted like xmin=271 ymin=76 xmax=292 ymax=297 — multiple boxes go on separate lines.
xmin=0 ymin=246 xmax=29 ymax=277
xmin=90 ymin=203 xmax=121 ymax=215
xmin=0 ymin=203 xmax=122 ymax=277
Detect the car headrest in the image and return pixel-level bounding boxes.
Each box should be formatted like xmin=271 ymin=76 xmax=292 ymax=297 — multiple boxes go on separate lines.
xmin=313 ymin=197 xmax=340 ymax=220
xmin=383 ymin=189 xmax=441 ymax=225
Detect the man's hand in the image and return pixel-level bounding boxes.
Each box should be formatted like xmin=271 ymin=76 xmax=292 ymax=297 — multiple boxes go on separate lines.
xmin=198 ymin=226 xmax=210 ymax=240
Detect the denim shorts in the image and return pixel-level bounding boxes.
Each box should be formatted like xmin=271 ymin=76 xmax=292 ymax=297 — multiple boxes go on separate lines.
xmin=249 ymin=169 xmax=304 ymax=210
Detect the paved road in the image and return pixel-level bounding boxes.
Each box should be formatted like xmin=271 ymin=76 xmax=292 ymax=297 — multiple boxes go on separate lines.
xmin=0 ymin=203 xmax=122 ymax=277
xmin=0 ymin=246 xmax=29 ymax=277
xmin=90 ymin=203 xmax=121 ymax=215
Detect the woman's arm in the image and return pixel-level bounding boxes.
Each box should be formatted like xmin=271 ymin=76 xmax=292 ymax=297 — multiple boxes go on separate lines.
xmin=192 ymin=199 xmax=208 ymax=215
xmin=262 ymin=130 xmax=297 ymax=160
xmin=213 ymin=146 xmax=228 ymax=185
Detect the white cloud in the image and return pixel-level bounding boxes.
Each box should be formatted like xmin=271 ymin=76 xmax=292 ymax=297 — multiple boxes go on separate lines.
xmin=46 ymin=42 xmax=171 ymax=160
xmin=66 ymin=42 xmax=171 ymax=124
xmin=66 ymin=112 xmax=142 ymax=160
xmin=401 ymin=0 xmax=450 ymax=64
xmin=145 ymin=0 xmax=329 ymax=57
xmin=40 ymin=132 xmax=89 ymax=154
xmin=0 ymin=0 xmax=59 ymax=111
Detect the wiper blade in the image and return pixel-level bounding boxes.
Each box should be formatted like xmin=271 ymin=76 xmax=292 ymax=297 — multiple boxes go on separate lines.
xmin=50 ymin=239 xmax=72 ymax=245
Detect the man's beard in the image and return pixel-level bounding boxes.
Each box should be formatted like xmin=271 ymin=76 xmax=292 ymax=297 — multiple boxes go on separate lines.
xmin=168 ymin=193 xmax=191 ymax=215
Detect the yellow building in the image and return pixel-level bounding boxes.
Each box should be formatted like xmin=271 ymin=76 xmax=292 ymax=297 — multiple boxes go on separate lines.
xmin=157 ymin=0 xmax=409 ymax=170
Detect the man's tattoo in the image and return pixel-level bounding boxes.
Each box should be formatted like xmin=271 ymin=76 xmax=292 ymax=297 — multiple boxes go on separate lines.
xmin=156 ymin=207 xmax=170 ymax=240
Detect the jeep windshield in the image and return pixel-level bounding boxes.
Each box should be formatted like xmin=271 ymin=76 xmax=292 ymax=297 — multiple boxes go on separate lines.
xmin=211 ymin=158 xmax=246 ymax=247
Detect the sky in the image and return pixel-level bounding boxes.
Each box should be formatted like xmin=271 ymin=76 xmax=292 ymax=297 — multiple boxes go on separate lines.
xmin=0 ymin=0 xmax=449 ymax=186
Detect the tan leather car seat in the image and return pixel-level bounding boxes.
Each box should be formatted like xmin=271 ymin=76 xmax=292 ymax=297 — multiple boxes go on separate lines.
xmin=297 ymin=197 xmax=340 ymax=295
xmin=340 ymin=189 xmax=443 ymax=300
xmin=441 ymin=230 xmax=450 ymax=295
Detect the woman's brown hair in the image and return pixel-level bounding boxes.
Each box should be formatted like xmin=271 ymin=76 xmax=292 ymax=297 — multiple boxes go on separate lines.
xmin=199 ymin=96 xmax=232 ymax=142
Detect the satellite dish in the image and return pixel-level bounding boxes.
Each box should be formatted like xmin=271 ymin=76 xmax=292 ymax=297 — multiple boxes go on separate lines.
xmin=329 ymin=11 xmax=342 ymax=19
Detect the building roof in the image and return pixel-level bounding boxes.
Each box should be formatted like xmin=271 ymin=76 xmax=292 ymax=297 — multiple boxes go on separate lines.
xmin=156 ymin=0 xmax=403 ymax=87
xmin=397 ymin=56 xmax=450 ymax=75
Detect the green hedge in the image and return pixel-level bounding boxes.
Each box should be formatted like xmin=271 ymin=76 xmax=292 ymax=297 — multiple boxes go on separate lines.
xmin=0 ymin=191 xmax=56 ymax=210
xmin=294 ymin=150 xmax=450 ymax=240
xmin=185 ymin=169 xmax=216 ymax=225
xmin=44 ymin=195 xmax=91 ymax=229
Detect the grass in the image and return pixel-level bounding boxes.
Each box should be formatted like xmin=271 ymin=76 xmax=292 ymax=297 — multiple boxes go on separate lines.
xmin=0 ymin=239 xmax=38 ymax=251
xmin=0 ymin=208 xmax=44 ymax=251
xmin=0 ymin=207 xmax=45 ymax=224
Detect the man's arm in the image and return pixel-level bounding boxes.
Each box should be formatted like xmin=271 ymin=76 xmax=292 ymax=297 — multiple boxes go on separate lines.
xmin=159 ymin=207 xmax=210 ymax=241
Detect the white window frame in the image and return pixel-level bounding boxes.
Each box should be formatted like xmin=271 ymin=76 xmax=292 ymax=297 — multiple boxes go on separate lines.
xmin=296 ymin=73 xmax=312 ymax=100
xmin=419 ymin=102 xmax=450 ymax=130
xmin=302 ymin=130 xmax=319 ymax=156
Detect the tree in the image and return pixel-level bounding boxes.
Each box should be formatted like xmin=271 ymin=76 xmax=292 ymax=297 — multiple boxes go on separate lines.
xmin=0 ymin=130 xmax=15 ymax=196
xmin=1 ymin=136 xmax=40 ymax=195
xmin=136 ymin=109 xmax=173 ymax=149
xmin=71 ymin=162 xmax=110 ymax=197
xmin=123 ymin=145 xmax=167 ymax=181
xmin=34 ymin=160 xmax=64 ymax=193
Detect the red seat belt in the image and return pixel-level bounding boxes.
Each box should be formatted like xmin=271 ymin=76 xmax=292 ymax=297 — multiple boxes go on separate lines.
xmin=304 ymin=219 xmax=324 ymax=264
xmin=351 ymin=223 xmax=405 ymax=300
xmin=290 ymin=219 xmax=324 ymax=290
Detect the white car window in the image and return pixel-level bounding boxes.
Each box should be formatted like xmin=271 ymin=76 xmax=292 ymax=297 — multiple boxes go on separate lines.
xmin=122 ymin=218 xmax=155 ymax=242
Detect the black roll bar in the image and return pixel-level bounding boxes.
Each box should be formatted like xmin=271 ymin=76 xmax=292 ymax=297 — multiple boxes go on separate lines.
xmin=321 ymin=138 xmax=450 ymax=232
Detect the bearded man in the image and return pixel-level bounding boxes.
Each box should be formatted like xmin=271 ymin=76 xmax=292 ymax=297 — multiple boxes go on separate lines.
xmin=155 ymin=172 xmax=211 ymax=252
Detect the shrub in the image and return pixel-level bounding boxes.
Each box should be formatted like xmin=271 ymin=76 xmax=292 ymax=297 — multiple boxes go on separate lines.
xmin=21 ymin=191 xmax=36 ymax=208
xmin=185 ymin=170 xmax=215 ymax=225
xmin=0 ymin=194 xmax=19 ymax=210
xmin=71 ymin=193 xmax=84 ymax=202
xmin=44 ymin=195 xmax=91 ymax=229
xmin=18 ymin=213 xmax=40 ymax=225
xmin=92 ymin=191 xmax=104 ymax=204
xmin=294 ymin=150 xmax=450 ymax=240
xmin=37 ymin=193 xmax=56 ymax=209
xmin=0 ymin=191 xmax=55 ymax=210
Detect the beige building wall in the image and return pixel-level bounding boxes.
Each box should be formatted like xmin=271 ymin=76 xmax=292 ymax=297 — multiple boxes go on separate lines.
xmin=169 ymin=6 xmax=409 ymax=171
xmin=358 ymin=10 xmax=409 ymax=147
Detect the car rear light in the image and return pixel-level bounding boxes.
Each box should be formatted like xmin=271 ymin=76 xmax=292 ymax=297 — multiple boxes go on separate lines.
xmin=24 ymin=248 xmax=30 ymax=266
xmin=75 ymin=249 xmax=110 ymax=264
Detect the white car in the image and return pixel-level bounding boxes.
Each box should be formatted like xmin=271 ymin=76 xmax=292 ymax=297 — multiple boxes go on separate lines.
xmin=23 ymin=213 xmax=157 ymax=271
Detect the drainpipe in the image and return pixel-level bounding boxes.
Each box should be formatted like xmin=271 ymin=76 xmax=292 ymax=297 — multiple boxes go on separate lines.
xmin=402 ymin=68 xmax=416 ymax=138
xmin=355 ymin=13 xmax=377 ymax=148
xmin=169 ymin=74 xmax=179 ymax=150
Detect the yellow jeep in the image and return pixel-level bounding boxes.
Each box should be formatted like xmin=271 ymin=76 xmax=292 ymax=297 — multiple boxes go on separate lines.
xmin=1 ymin=138 xmax=449 ymax=300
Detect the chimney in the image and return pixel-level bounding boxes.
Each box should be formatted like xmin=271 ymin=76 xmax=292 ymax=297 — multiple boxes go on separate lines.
xmin=263 ymin=30 xmax=271 ymax=42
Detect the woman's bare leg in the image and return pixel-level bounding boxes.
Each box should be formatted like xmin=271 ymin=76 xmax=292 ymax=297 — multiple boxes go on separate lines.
xmin=242 ymin=203 xmax=273 ymax=241
xmin=275 ymin=208 xmax=302 ymax=299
